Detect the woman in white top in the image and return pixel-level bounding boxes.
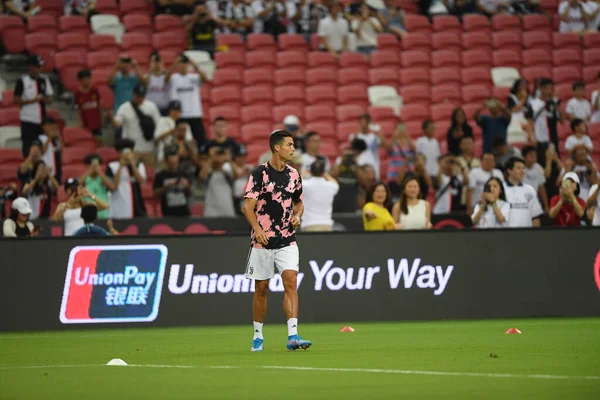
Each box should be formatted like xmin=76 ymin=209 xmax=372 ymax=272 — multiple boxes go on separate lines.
xmin=471 ymin=177 xmax=511 ymax=228
xmin=143 ymin=52 xmax=170 ymax=116
xmin=391 ymin=174 xmax=432 ymax=230
xmin=52 ymin=178 xmax=108 ymax=236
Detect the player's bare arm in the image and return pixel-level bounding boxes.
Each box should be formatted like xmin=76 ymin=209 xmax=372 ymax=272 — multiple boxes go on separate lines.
xmin=292 ymin=200 xmax=303 ymax=230
xmin=242 ymin=198 xmax=268 ymax=246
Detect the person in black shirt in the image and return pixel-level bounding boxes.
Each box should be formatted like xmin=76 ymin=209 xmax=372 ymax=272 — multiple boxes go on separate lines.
xmin=2 ymin=197 xmax=36 ymax=237
xmin=204 ymin=116 xmax=238 ymax=156
xmin=153 ymin=146 xmax=191 ymax=217
xmin=446 ymin=107 xmax=474 ymax=156
xmin=20 ymin=159 xmax=59 ymax=220
xmin=186 ymin=4 xmax=218 ymax=56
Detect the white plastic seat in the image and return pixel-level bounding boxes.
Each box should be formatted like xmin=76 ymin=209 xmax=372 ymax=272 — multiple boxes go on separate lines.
xmin=491 ymin=67 xmax=520 ymax=88
xmin=91 ymin=14 xmax=125 ymax=43
xmin=0 ymin=126 xmax=22 ymax=148
xmin=367 ymin=86 xmax=402 ymax=115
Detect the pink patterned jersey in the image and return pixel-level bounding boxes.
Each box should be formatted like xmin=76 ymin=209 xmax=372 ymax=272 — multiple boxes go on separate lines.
xmin=244 ymin=162 xmax=303 ymax=249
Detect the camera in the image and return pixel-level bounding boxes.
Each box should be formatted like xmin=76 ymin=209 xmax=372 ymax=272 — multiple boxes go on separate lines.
xmin=342 ymin=153 xmax=354 ymax=167
xmin=483 ymin=183 xmax=491 ymax=193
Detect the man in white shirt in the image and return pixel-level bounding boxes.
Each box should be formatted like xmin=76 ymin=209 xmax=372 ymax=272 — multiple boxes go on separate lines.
xmin=166 ymin=54 xmax=208 ymax=150
xmin=351 ymin=4 xmax=382 ymax=55
xmin=349 ymin=114 xmax=382 ymax=178
xmin=504 ymin=157 xmax=543 ymax=227
xmin=301 ymin=160 xmax=339 ymax=231
xmin=565 ymin=118 xmax=594 ymax=154
xmin=522 ymin=145 xmax=549 ymax=213
xmin=526 ymin=78 xmax=563 ymax=157
xmin=317 ymin=2 xmax=349 ymax=55
xmin=154 ymin=100 xmax=193 ymax=164
xmin=111 ymin=84 xmax=161 ymax=168
xmin=301 ymin=131 xmax=331 ymax=174
xmin=590 ymin=71 xmax=600 ymax=123
xmin=106 ymin=139 xmax=147 ymax=219
xmin=415 ymin=120 xmax=441 ymax=177
xmin=467 ymin=152 xmax=504 ymax=214
xmin=587 ymin=183 xmax=600 ymax=226
xmin=39 ymin=117 xmax=63 ymax=182
xmin=565 ymin=82 xmax=592 ymax=122
xmin=558 ymin=0 xmax=590 ymax=33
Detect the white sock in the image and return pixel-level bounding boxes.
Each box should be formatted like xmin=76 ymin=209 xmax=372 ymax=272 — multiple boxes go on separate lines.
xmin=287 ymin=318 xmax=298 ymax=336
xmin=253 ymin=321 xmax=263 ymax=340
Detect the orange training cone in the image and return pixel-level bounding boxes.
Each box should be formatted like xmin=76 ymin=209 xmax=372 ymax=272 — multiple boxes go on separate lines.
xmin=340 ymin=326 xmax=355 ymax=332
xmin=505 ymin=328 xmax=522 ymax=334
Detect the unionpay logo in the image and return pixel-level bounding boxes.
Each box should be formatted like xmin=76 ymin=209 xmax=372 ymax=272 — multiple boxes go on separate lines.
xmin=60 ymin=245 xmax=168 ymax=324
xmin=594 ymin=251 xmax=600 ymax=291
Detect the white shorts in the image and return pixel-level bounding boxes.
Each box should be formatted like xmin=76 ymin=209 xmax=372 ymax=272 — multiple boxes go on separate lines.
xmin=244 ymin=246 xmax=299 ymax=281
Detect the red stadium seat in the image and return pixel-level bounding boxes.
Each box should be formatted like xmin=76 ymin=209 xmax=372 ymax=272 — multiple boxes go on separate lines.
xmin=277 ymin=51 xmax=307 ymax=68
xmin=26 ymin=33 xmax=57 ymax=54
xmin=95 ymin=0 xmax=120 ymax=16
xmin=493 ymin=49 xmax=523 ymax=69
xmin=305 ymin=122 xmax=337 ymax=139
xmin=246 ymin=50 xmax=276 ymax=69
xmin=244 ymin=69 xmax=275 ymax=86
xmin=87 ymin=51 xmax=118 ymax=70
xmin=36 ymin=0 xmax=63 ymax=18
xmin=208 ymin=105 xmax=241 ymax=123
xmin=462 ymin=85 xmax=492 ymax=104
xmin=338 ymin=85 xmax=368 ymax=108
xmin=583 ymin=32 xmax=600 ymax=49
xmin=274 ymin=85 xmax=306 ymax=108
xmin=522 ymin=14 xmax=552 ymax=32
xmin=462 ymin=50 xmax=492 ymax=69
xmin=307 ymin=51 xmax=337 ymax=68
xmin=492 ymin=87 xmax=511 ymax=102
xmin=404 ymin=14 xmax=432 ymax=33
xmin=59 ymin=15 xmax=91 ymax=35
xmin=401 ymin=68 xmax=430 ymax=86
xmin=431 ymin=50 xmax=461 ymax=68
xmin=584 ymin=49 xmax=600 ymax=66
xmin=0 ymin=16 xmax=26 ymax=54
xmin=552 ymin=66 xmax=582 ymax=84
xmin=432 ymin=15 xmax=461 ymax=34
xmin=27 ymin=15 xmax=58 ymax=37
xmin=278 ymin=34 xmax=309 ymax=52
xmin=431 ymin=84 xmax=461 ymax=104
xmin=553 ymin=49 xmax=582 ymax=68
xmin=243 ymin=85 xmax=274 ymax=107
xmin=377 ymin=34 xmax=400 ymax=52
xmin=336 ymin=105 xmax=365 ymax=122
xmin=339 ymin=68 xmax=369 ymax=86
xmin=461 ymin=67 xmax=492 ymax=85
xmin=401 ymin=85 xmax=431 ymax=106
xmin=431 ymin=103 xmax=457 ymax=122
xmin=155 ymin=15 xmax=183 ymax=33
xmin=62 ymin=127 xmax=94 ymax=147
xmin=241 ymin=123 xmax=272 ymax=143
xmin=0 ymin=148 xmax=22 ymax=164
xmin=152 ymin=32 xmax=187 ymax=54
xmin=369 ymin=68 xmax=399 ymax=86
xmin=432 ymin=32 xmax=461 ymax=52
xmin=522 ymin=66 xmax=553 ymax=83
xmin=400 ymin=104 xmax=430 ymax=122
xmin=402 ymin=33 xmax=432 ymax=51
xmin=336 ymin=121 xmax=357 ymax=141
xmin=273 ymin=105 xmax=303 ymax=123
xmin=491 ymin=14 xmax=521 ymax=34
xmin=215 ymin=51 xmax=245 ymax=70
xmin=431 ymin=67 xmax=461 ymax=85
xmin=211 ymin=86 xmax=242 ymax=106
xmin=522 ymin=48 xmax=552 ymax=68
xmin=89 ymin=34 xmax=120 ymax=53
xmin=368 ymin=106 xmax=397 ymax=125
xmin=583 ymin=66 xmax=600 ymax=84
xmin=492 ymin=31 xmax=522 ymax=52
xmin=123 ymin=14 xmax=154 ymax=36
xmin=553 ymin=32 xmax=582 ymax=51
xmin=306 ymin=84 xmax=337 ymax=108
xmin=305 ymin=104 xmax=335 ymax=124
xmin=370 ymin=51 xmax=400 ymax=68
xmin=96 ymin=85 xmax=113 ymax=110
xmin=62 ymin=165 xmax=87 ymax=180
xmin=523 ymin=31 xmax=552 ymax=55
xmin=247 ymin=33 xmax=276 ymax=51
xmin=463 ymin=14 xmax=491 ymax=34
xmin=120 ymin=0 xmax=152 ymax=15
xmin=462 ymin=32 xmax=493 ymax=52
xmin=62 ymin=148 xmax=88 ymax=165
xmin=0 ymin=108 xmax=20 ymax=126
xmin=241 ymin=105 xmax=273 ymax=124
xmin=275 ymin=67 xmax=307 ymax=86
xmin=339 ymin=52 xmax=370 ymax=70
xmin=55 ymin=52 xmax=87 ymax=92
xmin=57 ymin=33 xmax=89 ymax=55
xmin=401 ymin=50 xmax=430 ymax=68
xmin=213 ymin=68 xmax=243 ymax=87
xmin=306 ymin=67 xmax=337 ymax=85
xmin=121 ymin=33 xmax=151 ymax=53
xmin=216 ymin=34 xmax=245 ymax=53
xmin=1 ymin=89 xmax=14 ymax=107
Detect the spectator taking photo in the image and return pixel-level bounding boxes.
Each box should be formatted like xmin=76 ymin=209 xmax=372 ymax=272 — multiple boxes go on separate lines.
xmin=549 ymin=172 xmax=585 ymax=227
xmin=471 ymin=177 xmax=510 ymax=229
xmin=301 ymin=160 xmax=339 ymax=232
xmin=153 ymin=147 xmax=192 ymax=217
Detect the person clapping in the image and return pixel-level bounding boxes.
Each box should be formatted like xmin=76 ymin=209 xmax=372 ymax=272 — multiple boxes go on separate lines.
xmin=471 ymin=177 xmax=511 ymax=228
xmin=549 ymin=172 xmax=585 ymax=226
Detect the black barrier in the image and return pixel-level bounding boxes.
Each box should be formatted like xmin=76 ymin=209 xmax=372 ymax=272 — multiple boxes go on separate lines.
xmin=1 ymin=228 xmax=599 ymax=331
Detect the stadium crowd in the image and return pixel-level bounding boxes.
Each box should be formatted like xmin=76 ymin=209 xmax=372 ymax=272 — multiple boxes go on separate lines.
xmin=1 ymin=0 xmax=600 ymax=237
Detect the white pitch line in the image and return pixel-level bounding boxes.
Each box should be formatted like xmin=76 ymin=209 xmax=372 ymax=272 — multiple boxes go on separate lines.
xmin=0 ymin=364 xmax=196 ymax=370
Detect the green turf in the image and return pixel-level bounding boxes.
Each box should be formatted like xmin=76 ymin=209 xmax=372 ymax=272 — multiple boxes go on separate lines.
xmin=1 ymin=318 xmax=600 ymax=400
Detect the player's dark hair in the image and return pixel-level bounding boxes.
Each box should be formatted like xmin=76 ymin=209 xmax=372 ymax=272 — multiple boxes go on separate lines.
xmin=570 ymin=118 xmax=584 ymax=132
xmin=269 ymin=129 xmax=292 ymax=152
xmin=365 ymin=181 xmax=392 ymax=211
xmin=83 ymin=153 xmax=102 ymax=166
xmin=213 ymin=116 xmax=226 ymax=124
xmin=80 ymin=204 xmax=98 ymax=224
xmin=505 ymin=156 xmax=525 ymax=172
xmin=572 ymin=81 xmax=585 ymax=91
xmin=305 ymin=131 xmax=319 ymax=141
xmin=521 ymin=146 xmax=537 ymax=157
xmin=310 ymin=160 xmax=326 ymax=177
xmin=422 ymin=119 xmax=433 ymax=131
xmin=398 ymin=173 xmax=421 ymax=215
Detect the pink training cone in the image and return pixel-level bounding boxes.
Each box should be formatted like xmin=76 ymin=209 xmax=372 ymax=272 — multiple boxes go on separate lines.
xmin=505 ymin=328 xmax=522 ymax=334
xmin=340 ymin=326 xmax=355 ymax=332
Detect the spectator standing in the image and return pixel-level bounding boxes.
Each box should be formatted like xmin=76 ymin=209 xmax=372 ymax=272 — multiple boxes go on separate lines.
xmin=378 ymin=0 xmax=407 ymax=40
xmin=507 ymin=78 xmax=535 ymax=144
xmin=154 ymin=100 xmax=193 ymax=165
xmin=108 ymin=56 xmax=141 ymax=116
xmin=474 ymin=98 xmax=512 ymax=154
xmin=2 ymin=197 xmax=36 ymax=237
xmin=504 ymin=157 xmax=543 ymax=227
xmin=565 ymin=82 xmax=592 ymax=121
xmin=52 ymin=178 xmax=108 ymax=236
xmin=153 ymin=148 xmax=191 ymax=217
xmin=456 ymin=136 xmax=481 ymax=173
xmin=362 ymin=181 xmax=396 ymax=231
xmin=565 ymin=118 xmax=594 ymax=154
xmin=204 ymin=117 xmax=238 ymax=155
xmin=544 ymin=144 xmax=562 ymax=200
xmin=3 ymin=0 xmax=39 ymax=20
xmin=17 ymin=140 xmax=42 ymax=184
xmin=186 ymin=4 xmax=218 ymax=56
xmin=75 ymin=69 xmax=103 ymax=141
xmin=558 ymin=0 xmax=590 ymax=33
xmin=549 ymin=172 xmax=585 ymax=226
xmin=231 ymin=144 xmax=252 ymax=214
xmin=415 ymin=119 xmax=441 ymax=178
xmin=292 ymin=0 xmax=329 ymax=40
xmin=467 ymin=152 xmax=504 ymax=214
xmin=558 ymin=146 xmax=599 ymax=200
xmin=446 ymin=107 xmax=474 ymax=156
xmin=167 ymin=54 xmax=208 ymax=150
xmin=14 ymin=54 xmax=53 ymax=157
xmin=391 ymin=174 xmax=431 ymax=230
xmin=471 ymin=177 xmax=510 ymax=228
xmin=383 ymin=123 xmax=415 ymax=196
xmin=154 ymin=0 xmax=195 ymax=16
xmin=225 ymin=0 xmax=255 ymax=36
xmin=331 ymin=144 xmax=367 ymax=213
xmin=284 ymin=115 xmax=306 ymax=153
xmin=318 ymin=2 xmax=349 ymax=56
xmin=433 ymin=154 xmax=468 ymax=215
xmin=527 ymin=78 xmax=563 ymax=158
xmin=144 ymin=53 xmax=170 ymax=116
xmin=166 ymin=122 xmax=200 ymax=180
xmin=587 ymin=182 xmax=600 ymax=226
xmin=588 ymin=0 xmax=600 ymax=30
xmin=301 ymin=131 xmax=330 ymax=174
xmin=64 ymin=0 xmax=96 ymax=19
xmin=522 ymin=145 xmax=549 ymax=212
xmin=492 ymin=137 xmax=522 ymax=172
xmin=20 ymin=160 xmax=58 ymax=220
xmin=301 ymin=160 xmax=339 ymax=231
xmin=251 ymin=0 xmax=293 ymax=37
xmin=73 ymin=205 xmax=119 ymax=236
xmin=350 ymin=114 xmax=382 ymax=178
xmin=80 ymin=153 xmax=114 ymax=220
xmin=591 ymin=72 xmax=600 ymax=123
xmin=106 ymin=139 xmax=147 ymax=219
xmin=39 ymin=117 xmax=63 ymax=183
xmin=351 ymin=4 xmax=382 ymax=55
xmin=200 ymin=148 xmax=236 ymax=217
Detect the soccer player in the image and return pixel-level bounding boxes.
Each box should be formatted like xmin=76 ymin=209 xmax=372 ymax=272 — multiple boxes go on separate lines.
xmin=242 ymin=130 xmax=312 ymax=353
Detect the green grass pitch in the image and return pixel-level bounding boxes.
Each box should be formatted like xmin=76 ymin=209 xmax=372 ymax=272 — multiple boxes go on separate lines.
xmin=1 ymin=318 xmax=600 ymax=399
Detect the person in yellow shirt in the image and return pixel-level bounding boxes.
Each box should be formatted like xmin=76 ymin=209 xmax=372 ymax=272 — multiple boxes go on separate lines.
xmin=363 ymin=181 xmax=397 ymax=231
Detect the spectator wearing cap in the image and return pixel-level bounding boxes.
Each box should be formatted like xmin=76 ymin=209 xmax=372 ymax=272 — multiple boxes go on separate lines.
xmin=471 ymin=177 xmax=510 ymax=229
xmin=73 ymin=205 xmax=119 ymax=236
xmin=199 ymin=146 xmax=236 ymax=218
xmin=504 ymin=157 xmax=544 ymax=228
xmin=549 ymin=172 xmax=585 ymax=226
xmin=587 ymin=180 xmax=600 ymax=226
xmin=565 ymin=118 xmax=594 ymax=154
xmin=110 ymin=83 xmax=161 ymax=168
xmin=492 ymin=137 xmax=522 ymax=172
xmin=566 ymin=82 xmax=592 ymax=122
xmin=154 ymin=100 xmax=194 ymax=165
xmin=301 ymin=160 xmax=339 ymax=232
xmin=474 ymin=98 xmax=512 ymax=155
xmin=433 ymin=154 xmax=468 ymax=215
xmin=2 ymin=197 xmax=36 ymax=237
xmin=166 ymin=54 xmax=209 ymax=150
xmin=331 ymin=139 xmax=369 ymax=213
xmin=80 ymin=153 xmax=114 ymax=220
xmin=231 ymin=144 xmax=252 ymax=215
xmin=527 ymin=78 xmax=563 ymax=161
xmin=351 ymin=3 xmax=382 ymax=56
xmin=522 ymin=145 xmax=549 ymax=213
xmin=350 ymin=114 xmax=382 ymax=178
xmin=204 ymin=116 xmax=238 ymax=156
xmin=153 ymin=148 xmax=191 ymax=217
xmin=318 ymin=2 xmax=349 ymax=56
xmin=466 ymin=152 xmax=504 ymax=215
xmin=20 ymin=159 xmax=59 ymax=220
xmin=106 ymin=139 xmax=147 ymax=219
xmin=143 ymin=52 xmax=170 ymax=117
xmin=39 ymin=117 xmax=63 ymax=183
xmin=75 ymin=69 xmax=103 ymax=142
xmin=301 ymin=131 xmax=330 ymax=175
xmin=186 ymin=4 xmax=219 ymax=56
xmin=14 ymin=54 xmax=53 ymax=157
xmin=415 ymin=120 xmax=441 ymax=178
xmin=557 ymin=146 xmax=599 ymax=200
xmin=52 ymin=178 xmax=108 ymax=236
xmin=108 ymin=55 xmax=141 ymax=115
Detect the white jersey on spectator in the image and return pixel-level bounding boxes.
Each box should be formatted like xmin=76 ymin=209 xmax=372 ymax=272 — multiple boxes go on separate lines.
xmin=106 ymin=161 xmax=147 ymax=219
xmin=115 ymin=100 xmax=161 ymax=153
xmin=565 ymin=134 xmax=594 ymax=152
xmin=415 ymin=136 xmax=441 ymax=176
xmin=317 ymin=15 xmax=349 ymax=52
xmin=301 ymin=176 xmax=339 ymax=228
xmin=350 ymin=132 xmax=381 ymax=178
xmin=468 ymin=167 xmax=504 ymax=208
xmin=251 ymin=0 xmax=296 ymax=33
xmin=559 ymin=165 xmax=596 ymax=200
xmin=301 ymin=153 xmax=331 ymax=173
xmin=559 ymin=1 xmax=587 ymax=32
xmin=504 ymin=181 xmax=543 ymax=227
xmin=154 ymin=117 xmax=193 ymax=163
xmin=591 ymin=90 xmax=600 ymax=123
xmin=14 ymin=74 xmax=53 ymax=124
xmin=146 ymin=73 xmax=170 ymax=111
xmin=38 ymin=134 xmax=60 ymax=178
xmin=565 ymin=97 xmax=591 ymax=120
xmin=204 ymin=163 xmax=236 ymax=217
xmin=351 ymin=17 xmax=382 ymax=48
xmin=169 ymin=73 xmax=203 ymax=118
xmin=433 ymin=174 xmax=463 ymax=215
xmin=472 ymin=200 xmax=511 ymax=229
xmin=523 ymin=163 xmax=546 ymax=192
xmin=528 ymin=97 xmax=552 ymax=143
xmin=589 ymin=184 xmax=600 ymax=226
